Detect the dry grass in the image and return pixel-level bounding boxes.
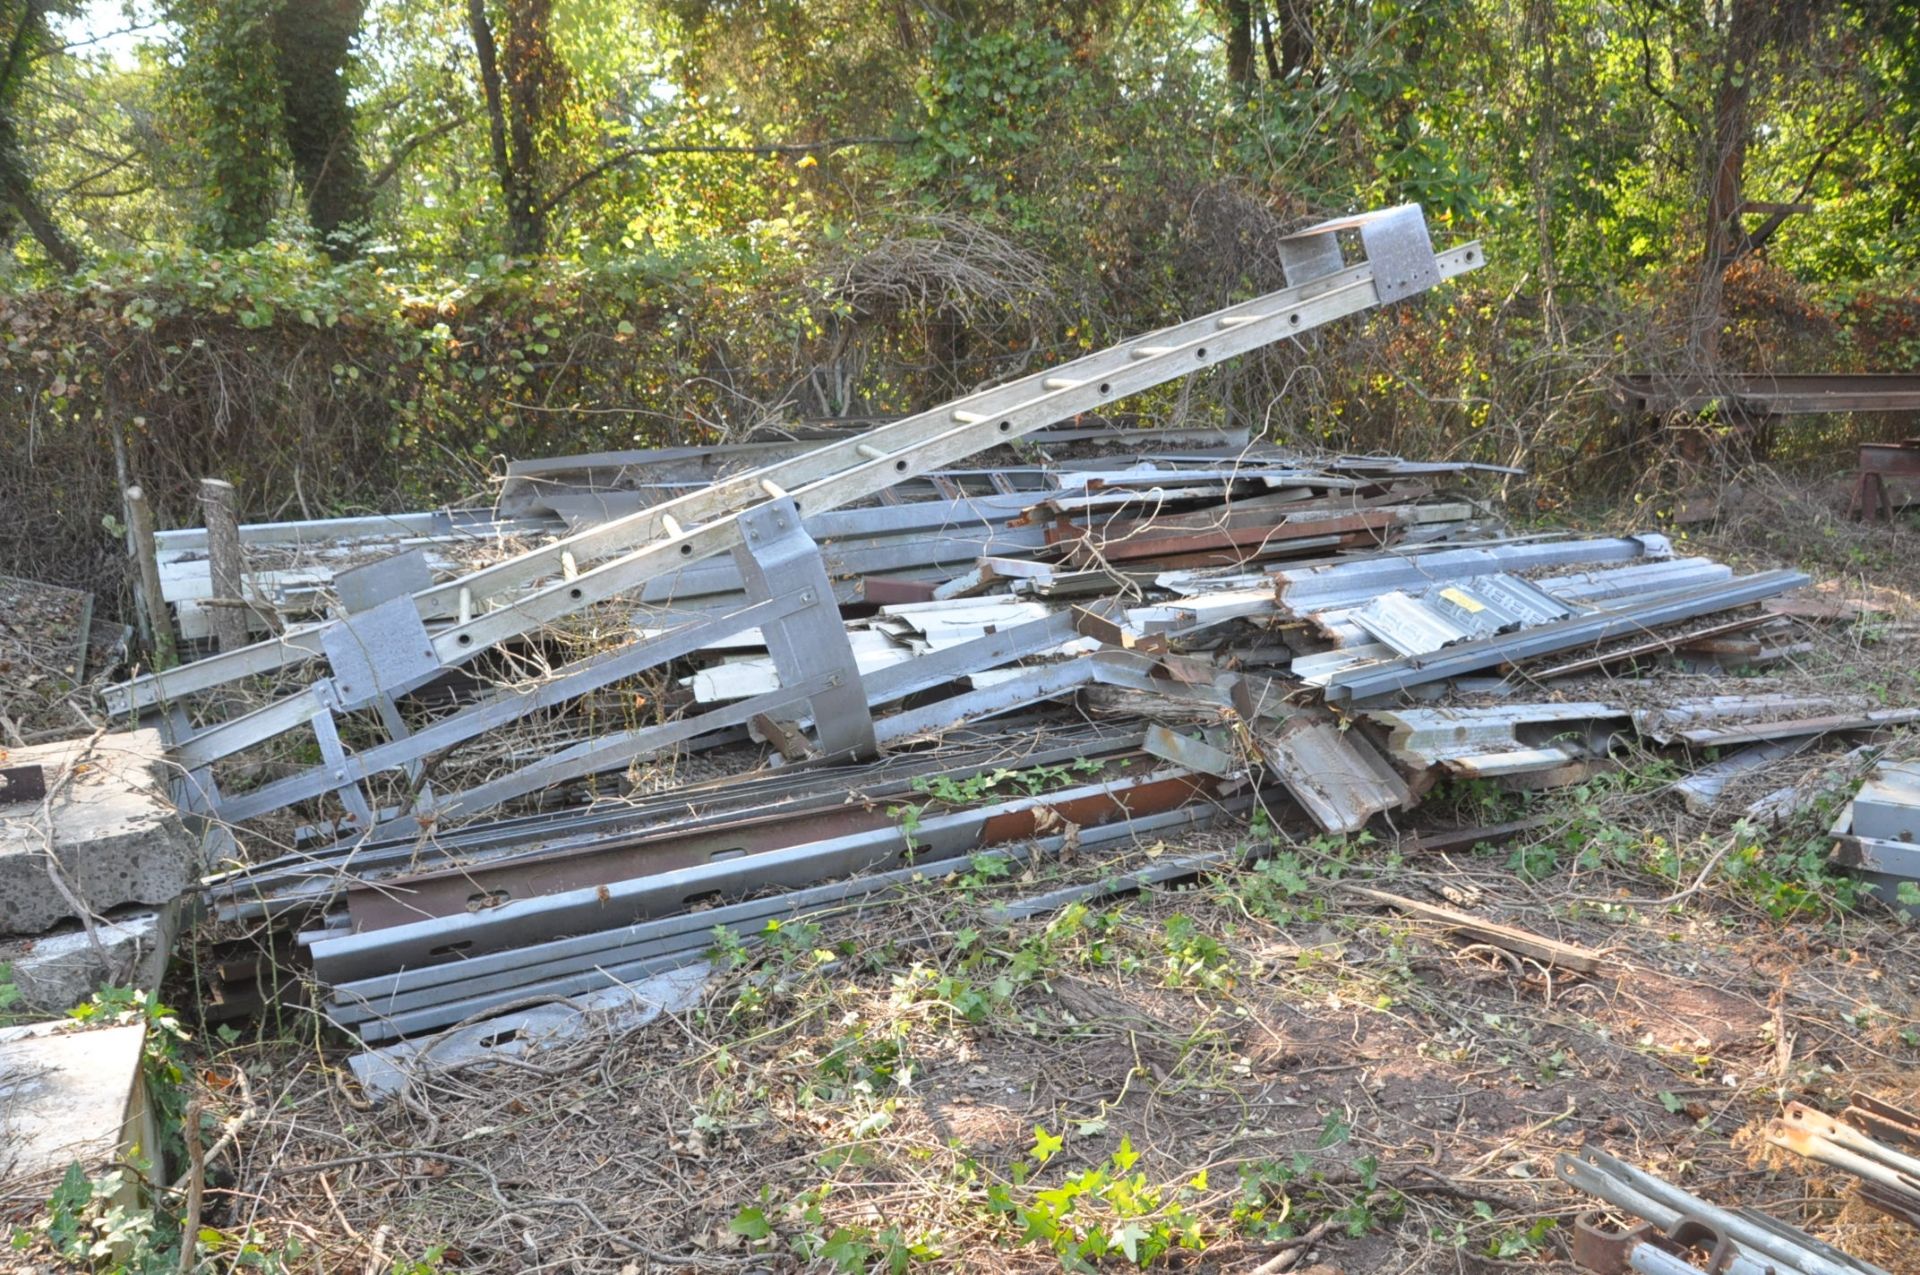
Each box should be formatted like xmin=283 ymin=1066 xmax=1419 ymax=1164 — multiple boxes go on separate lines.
xmin=131 ymin=790 xmax=1920 ymax=1273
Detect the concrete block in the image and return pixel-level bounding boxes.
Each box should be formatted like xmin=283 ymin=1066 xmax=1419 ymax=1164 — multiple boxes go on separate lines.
xmin=1 ymin=906 xmax=177 ymax=1012
xmin=0 ymin=1019 xmax=159 ymax=1188
xmin=0 ymin=730 xmax=198 ymax=935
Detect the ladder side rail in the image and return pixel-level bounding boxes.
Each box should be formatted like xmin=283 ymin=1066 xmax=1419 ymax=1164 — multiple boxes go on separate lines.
xmin=108 ymin=232 xmax=1478 ymax=716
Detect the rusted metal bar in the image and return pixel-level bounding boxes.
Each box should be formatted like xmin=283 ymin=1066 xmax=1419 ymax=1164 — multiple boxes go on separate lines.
xmin=1614 ymin=373 xmax=1920 ymax=417
xmin=1767 ymin=1101 xmax=1920 ymax=1232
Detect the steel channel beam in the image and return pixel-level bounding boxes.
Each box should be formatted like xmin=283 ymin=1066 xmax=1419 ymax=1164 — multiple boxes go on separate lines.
xmin=286 ymin=729 xmax=1143 ymax=920
xmin=387 ymin=673 xmax=832 ymax=830
xmin=1324 ymin=571 xmax=1808 ymax=702
xmin=641 ymin=524 xmax=1047 ymax=602
xmin=394 ymin=608 xmax=1090 ymax=833
xmin=872 ymin=662 xmax=1098 ymax=743
xmin=348 ymin=804 xmax=894 ymax=929
xmin=1061 ymin=510 xmax=1400 ymax=564
xmin=206 ymin=589 xmax=814 ymax=823
xmin=346 ymin=747 xmax=1147 ymax=928
xmin=1673 ymin=708 xmax=1920 ymax=748
xmin=312 ymin=767 xmax=1215 ymax=984
xmin=332 ymin=796 xmax=1247 ymax=1042
xmin=338 ymin=768 xmax=1205 ymax=1018
xmin=111 ymin=234 xmax=1482 ymax=714
xmin=210 ymin=727 xmax=1143 ymax=920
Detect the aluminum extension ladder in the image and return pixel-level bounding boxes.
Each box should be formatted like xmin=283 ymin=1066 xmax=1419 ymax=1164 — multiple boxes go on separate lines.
xmin=105 ymin=204 xmax=1483 ymax=836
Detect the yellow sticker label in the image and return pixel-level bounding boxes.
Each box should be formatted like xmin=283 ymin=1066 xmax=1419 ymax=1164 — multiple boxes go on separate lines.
xmin=1438 ymin=587 xmax=1485 ymax=612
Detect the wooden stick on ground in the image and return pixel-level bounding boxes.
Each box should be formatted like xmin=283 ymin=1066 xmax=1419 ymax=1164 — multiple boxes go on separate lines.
xmin=1340 ymin=884 xmax=1606 ymax=975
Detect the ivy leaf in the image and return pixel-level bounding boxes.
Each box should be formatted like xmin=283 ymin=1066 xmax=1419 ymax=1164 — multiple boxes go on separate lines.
xmin=727 ymin=1206 xmax=771 ymax=1240
xmin=1032 ymin=1124 xmax=1064 ymax=1164
xmin=1111 ymin=1221 xmax=1147 ymax=1263
xmin=820 ymin=1227 xmax=869 ymax=1272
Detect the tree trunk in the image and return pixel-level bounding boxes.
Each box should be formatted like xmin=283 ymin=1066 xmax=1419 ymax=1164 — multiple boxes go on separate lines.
xmin=468 ymin=0 xmax=537 ymax=256
xmin=1225 ymin=0 xmax=1256 ymax=94
xmin=468 ymin=0 xmax=556 ymax=256
xmin=1277 ymin=0 xmax=1313 ymax=81
xmin=0 ymin=0 xmax=79 ymax=271
xmin=271 ymin=0 xmax=371 ymax=255
xmin=0 ymin=122 xmax=79 ymax=271
xmin=1687 ymin=0 xmax=1764 ymax=368
xmin=1258 ymin=7 xmax=1282 ymax=82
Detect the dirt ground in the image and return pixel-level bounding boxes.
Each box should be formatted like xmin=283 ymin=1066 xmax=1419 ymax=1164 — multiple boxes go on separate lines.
xmin=9 ymin=472 xmax=1920 ymax=1274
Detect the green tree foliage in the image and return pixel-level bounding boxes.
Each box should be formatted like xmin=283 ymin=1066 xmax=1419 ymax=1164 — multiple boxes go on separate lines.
xmin=1 ymin=0 xmax=1918 ymax=597
xmin=174 ymin=0 xmax=287 ymax=248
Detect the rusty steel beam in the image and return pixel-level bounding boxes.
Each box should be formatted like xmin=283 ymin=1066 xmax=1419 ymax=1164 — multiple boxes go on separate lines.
xmin=346 ymin=749 xmax=1160 ymax=929
xmin=1614 ymin=373 xmax=1920 ymax=417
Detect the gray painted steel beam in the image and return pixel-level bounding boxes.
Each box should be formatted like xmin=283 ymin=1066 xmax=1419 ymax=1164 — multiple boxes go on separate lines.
xmin=332 ymin=795 xmax=1247 ymax=1041
xmin=312 ymin=767 xmax=1214 ymax=983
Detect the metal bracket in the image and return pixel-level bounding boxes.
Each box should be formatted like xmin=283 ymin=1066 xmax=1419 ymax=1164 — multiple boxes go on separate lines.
xmin=1278 ymin=221 xmax=1346 ymax=288
xmin=321 ymin=594 xmax=443 ymax=713
xmin=732 ymin=497 xmax=875 ymax=758
xmin=1357 ymin=204 xmax=1441 ymax=303
xmin=336 ymin=549 xmax=434 ymax=615
xmin=1279 ymin=204 xmax=1440 ymax=303
xmin=1570 ymin=1211 xmax=1654 ymax=1275
xmin=310 ymin=708 xmax=376 ymax=831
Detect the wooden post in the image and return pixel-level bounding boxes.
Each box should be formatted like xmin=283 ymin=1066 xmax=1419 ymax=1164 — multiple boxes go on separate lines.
xmin=199 ymin=478 xmax=249 ymax=654
xmin=125 ymin=485 xmax=178 ymax=672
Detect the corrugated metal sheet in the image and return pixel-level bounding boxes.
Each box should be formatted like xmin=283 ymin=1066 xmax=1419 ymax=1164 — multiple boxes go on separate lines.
xmin=1351 ymin=573 xmax=1575 ymax=656
xmin=1254 ymin=715 xmax=1411 ymax=833
xmin=1271 ymin=535 xmax=1671 ymax=615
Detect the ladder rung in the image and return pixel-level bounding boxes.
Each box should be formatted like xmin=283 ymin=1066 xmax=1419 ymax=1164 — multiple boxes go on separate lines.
xmin=856 ymin=443 xmax=888 ymax=461
xmin=760 ymin=479 xmax=787 ymax=498
xmin=953 ymin=410 xmax=986 ymax=423
xmin=1044 ymin=377 xmax=1080 ymax=390
xmin=457 ymin=587 xmax=473 ymax=625
xmin=661 ymin=514 xmax=684 ymax=538
xmin=561 ymin=552 xmax=578 ymax=581
xmin=1130 ymin=346 xmax=1174 ymax=359
xmin=1217 ymin=314 xmax=1261 ymax=328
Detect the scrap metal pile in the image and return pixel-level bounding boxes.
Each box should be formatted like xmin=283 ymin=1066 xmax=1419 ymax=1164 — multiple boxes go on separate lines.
xmin=104 ymin=205 xmax=1890 ymax=1086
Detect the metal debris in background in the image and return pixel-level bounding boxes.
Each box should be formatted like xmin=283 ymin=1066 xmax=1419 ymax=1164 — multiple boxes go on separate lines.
xmin=1768 ymin=1098 xmax=1920 ymax=1233
xmin=1831 ymin=758 xmax=1920 ymax=918
xmin=90 ymin=203 xmax=1916 ymax=1083
xmin=1849 ymin=436 xmax=1920 ymax=521
xmin=1558 ymin=1146 xmax=1891 ymax=1275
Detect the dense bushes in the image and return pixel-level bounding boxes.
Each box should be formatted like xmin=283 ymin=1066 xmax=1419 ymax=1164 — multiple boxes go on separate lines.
xmin=6 ymin=216 xmax=1910 ymax=620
